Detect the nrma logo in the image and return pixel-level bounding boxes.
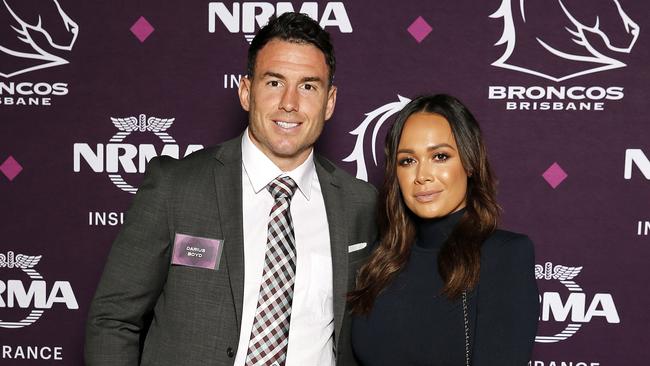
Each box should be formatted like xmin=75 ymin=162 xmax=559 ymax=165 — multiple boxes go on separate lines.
xmin=624 ymin=149 xmax=650 ymax=180
xmin=208 ymin=2 xmax=352 ymax=43
xmin=0 ymin=251 xmax=78 ymax=329
xmin=535 ymin=262 xmax=619 ymax=343
xmin=73 ymin=114 xmax=203 ymax=194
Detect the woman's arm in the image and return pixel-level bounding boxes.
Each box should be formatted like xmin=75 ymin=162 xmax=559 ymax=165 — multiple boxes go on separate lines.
xmin=472 ymin=233 xmax=539 ymax=366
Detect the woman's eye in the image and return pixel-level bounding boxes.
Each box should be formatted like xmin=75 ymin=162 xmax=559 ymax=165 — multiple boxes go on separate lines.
xmin=433 ymin=153 xmax=449 ymax=161
xmin=398 ymin=157 xmax=415 ymax=166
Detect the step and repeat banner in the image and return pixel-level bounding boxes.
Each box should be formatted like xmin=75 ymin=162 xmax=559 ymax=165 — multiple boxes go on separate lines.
xmin=1 ymin=0 xmax=649 ymax=365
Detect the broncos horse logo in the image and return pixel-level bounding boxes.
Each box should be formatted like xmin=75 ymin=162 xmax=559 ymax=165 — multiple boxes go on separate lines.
xmin=491 ymin=0 xmax=639 ymax=81
xmin=343 ymin=95 xmax=411 ymax=181
xmin=1 ymin=0 xmax=79 ymax=78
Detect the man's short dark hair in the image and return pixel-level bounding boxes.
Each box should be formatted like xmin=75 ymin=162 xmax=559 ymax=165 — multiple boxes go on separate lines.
xmin=247 ymin=12 xmax=336 ymax=86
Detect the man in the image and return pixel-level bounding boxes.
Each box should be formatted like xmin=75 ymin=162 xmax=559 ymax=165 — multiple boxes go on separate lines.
xmin=85 ymin=12 xmax=377 ymax=366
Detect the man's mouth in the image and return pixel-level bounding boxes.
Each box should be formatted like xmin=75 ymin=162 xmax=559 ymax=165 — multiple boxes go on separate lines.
xmin=274 ymin=120 xmax=300 ymax=129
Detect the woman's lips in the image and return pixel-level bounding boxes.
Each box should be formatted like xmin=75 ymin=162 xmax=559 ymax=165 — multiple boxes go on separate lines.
xmin=414 ymin=190 xmax=442 ymax=203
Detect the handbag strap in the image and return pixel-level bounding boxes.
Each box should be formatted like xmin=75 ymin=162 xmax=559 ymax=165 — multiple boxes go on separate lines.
xmin=462 ymin=290 xmax=471 ymax=366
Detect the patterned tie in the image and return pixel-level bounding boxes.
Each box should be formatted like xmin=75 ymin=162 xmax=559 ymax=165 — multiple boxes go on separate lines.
xmin=245 ymin=176 xmax=299 ymax=366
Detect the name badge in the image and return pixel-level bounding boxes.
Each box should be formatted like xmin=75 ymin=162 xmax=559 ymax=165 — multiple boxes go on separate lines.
xmin=171 ymin=233 xmax=224 ymax=270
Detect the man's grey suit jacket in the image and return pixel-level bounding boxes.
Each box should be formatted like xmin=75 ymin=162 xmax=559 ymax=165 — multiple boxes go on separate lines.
xmin=85 ymin=136 xmax=378 ymax=366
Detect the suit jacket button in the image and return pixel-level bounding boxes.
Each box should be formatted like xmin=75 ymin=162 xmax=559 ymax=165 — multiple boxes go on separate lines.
xmin=226 ymin=347 xmax=234 ymax=358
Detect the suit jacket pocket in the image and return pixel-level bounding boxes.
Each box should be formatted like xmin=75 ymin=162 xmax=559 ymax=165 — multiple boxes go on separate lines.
xmin=348 ymin=243 xmax=371 ymax=265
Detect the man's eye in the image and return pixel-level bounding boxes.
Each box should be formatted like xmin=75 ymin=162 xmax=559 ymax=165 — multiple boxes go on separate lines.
xmin=268 ymin=80 xmax=280 ymax=87
xmin=302 ymin=84 xmax=315 ymax=91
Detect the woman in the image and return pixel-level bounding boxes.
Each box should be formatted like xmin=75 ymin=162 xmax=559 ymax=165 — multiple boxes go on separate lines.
xmin=349 ymin=94 xmax=538 ymax=366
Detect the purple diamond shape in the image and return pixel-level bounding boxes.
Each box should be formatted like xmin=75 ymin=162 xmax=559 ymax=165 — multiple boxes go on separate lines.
xmin=130 ymin=16 xmax=155 ymax=43
xmin=1 ymin=156 xmax=23 ymax=181
xmin=542 ymin=162 xmax=568 ymax=189
xmin=407 ymin=16 xmax=433 ymax=43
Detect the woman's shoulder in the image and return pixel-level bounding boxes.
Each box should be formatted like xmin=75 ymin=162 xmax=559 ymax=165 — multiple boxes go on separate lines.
xmin=481 ymin=229 xmax=534 ymax=259
xmin=479 ymin=229 xmax=537 ymax=283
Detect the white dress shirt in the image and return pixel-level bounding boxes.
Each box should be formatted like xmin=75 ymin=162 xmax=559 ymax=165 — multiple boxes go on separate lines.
xmin=233 ymin=129 xmax=334 ymax=366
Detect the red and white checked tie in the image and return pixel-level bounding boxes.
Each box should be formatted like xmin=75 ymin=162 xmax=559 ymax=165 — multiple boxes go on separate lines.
xmin=245 ymin=176 xmax=298 ymax=366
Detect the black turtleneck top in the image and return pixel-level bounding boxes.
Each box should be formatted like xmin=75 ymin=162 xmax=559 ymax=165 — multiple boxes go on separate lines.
xmin=350 ymin=209 xmax=539 ymax=366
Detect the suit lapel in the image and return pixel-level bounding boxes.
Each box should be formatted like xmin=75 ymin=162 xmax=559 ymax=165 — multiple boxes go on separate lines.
xmin=213 ymin=145 xmax=350 ymax=338
xmin=213 ymin=138 xmax=245 ymax=328
xmin=315 ymin=155 xmax=349 ymax=342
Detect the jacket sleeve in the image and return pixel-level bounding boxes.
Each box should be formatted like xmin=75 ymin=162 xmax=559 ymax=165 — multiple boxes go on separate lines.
xmin=84 ymin=156 xmax=173 ymax=366
xmin=472 ymin=234 xmax=539 ymax=366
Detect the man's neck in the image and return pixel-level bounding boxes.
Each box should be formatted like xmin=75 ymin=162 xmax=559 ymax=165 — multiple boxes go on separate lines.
xmin=246 ymin=131 xmax=313 ymax=172
xmin=272 ymin=151 xmax=312 ymax=172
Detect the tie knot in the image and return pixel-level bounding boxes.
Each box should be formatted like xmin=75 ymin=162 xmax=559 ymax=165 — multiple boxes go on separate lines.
xmin=267 ymin=176 xmax=298 ymax=200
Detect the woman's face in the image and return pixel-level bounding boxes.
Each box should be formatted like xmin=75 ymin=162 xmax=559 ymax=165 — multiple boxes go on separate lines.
xmin=396 ymin=112 xmax=468 ymax=219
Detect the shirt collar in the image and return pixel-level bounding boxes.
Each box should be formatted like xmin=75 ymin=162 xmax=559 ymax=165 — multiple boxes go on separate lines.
xmin=241 ymin=128 xmax=315 ymax=200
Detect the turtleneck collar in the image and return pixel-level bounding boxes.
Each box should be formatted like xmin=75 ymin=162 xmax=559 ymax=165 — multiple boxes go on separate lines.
xmin=415 ymin=208 xmax=466 ymax=250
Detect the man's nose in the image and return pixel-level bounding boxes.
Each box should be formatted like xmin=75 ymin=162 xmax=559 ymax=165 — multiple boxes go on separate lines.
xmin=279 ymin=87 xmax=299 ymax=112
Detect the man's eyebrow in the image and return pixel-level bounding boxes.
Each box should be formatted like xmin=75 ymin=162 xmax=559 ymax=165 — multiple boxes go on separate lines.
xmin=397 ymin=143 xmax=456 ymax=154
xmin=262 ymin=71 xmax=286 ymax=79
xmin=301 ymin=76 xmax=324 ymax=84
xmin=261 ymin=72 xmax=323 ymax=84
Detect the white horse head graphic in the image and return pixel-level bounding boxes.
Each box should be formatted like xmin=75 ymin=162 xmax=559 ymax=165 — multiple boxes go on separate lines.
xmin=1 ymin=0 xmax=79 ymax=78
xmin=343 ymin=95 xmax=411 ymax=181
xmin=491 ymin=0 xmax=639 ymax=81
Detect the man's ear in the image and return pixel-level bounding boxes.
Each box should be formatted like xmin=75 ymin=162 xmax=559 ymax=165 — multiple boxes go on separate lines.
xmin=238 ymin=76 xmax=252 ymax=112
xmin=324 ymin=85 xmax=337 ymax=121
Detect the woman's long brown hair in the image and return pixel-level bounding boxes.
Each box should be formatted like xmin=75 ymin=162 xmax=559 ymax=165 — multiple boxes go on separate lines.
xmin=348 ymin=94 xmax=500 ymax=315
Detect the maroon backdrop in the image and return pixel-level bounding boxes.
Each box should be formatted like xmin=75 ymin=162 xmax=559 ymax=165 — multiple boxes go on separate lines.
xmin=2 ymin=1 xmax=649 ymax=365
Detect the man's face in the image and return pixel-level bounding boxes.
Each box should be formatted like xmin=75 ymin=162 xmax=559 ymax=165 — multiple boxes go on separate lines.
xmin=238 ymin=39 xmax=337 ymax=171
